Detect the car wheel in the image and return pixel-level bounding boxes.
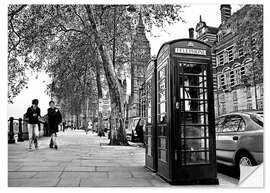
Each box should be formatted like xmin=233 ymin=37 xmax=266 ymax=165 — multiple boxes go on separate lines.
xmin=239 ymin=156 xmax=254 ymax=166
xmin=235 ymin=153 xmax=256 ymax=179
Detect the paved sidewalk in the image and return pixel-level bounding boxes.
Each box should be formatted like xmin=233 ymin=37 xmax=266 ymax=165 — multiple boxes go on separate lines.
xmin=8 ymin=130 xmax=238 ymax=187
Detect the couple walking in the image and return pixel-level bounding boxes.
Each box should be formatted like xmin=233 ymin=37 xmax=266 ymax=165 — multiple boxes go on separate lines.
xmin=25 ymin=99 xmax=62 ymax=150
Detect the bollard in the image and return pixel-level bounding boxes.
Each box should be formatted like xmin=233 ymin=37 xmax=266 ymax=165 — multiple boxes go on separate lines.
xmin=17 ymin=118 xmax=24 ymax=142
xmin=8 ymin=117 xmax=16 ymax=144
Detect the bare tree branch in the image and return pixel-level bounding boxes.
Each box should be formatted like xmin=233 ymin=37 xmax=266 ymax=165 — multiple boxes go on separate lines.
xmin=8 ymin=5 xmax=27 ymax=18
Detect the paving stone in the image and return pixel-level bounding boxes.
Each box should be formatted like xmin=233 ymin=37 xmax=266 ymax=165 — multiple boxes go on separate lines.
xmin=21 ymin=162 xmax=60 ymax=167
xmin=32 ymin=171 xmax=62 ymax=179
xmin=96 ymin=166 xmax=131 ymax=172
xmin=130 ymin=171 xmax=155 ymax=178
xmin=60 ymin=171 xmax=92 ymax=179
xmin=63 ymin=166 xmax=95 ymax=172
xmin=8 ymin=130 xmax=238 ymax=187
xmin=9 ymin=178 xmax=59 ymax=187
xmin=8 ymin=171 xmax=38 ymax=179
xmin=57 ymin=177 xmax=80 ymax=187
xmin=108 ymin=171 xmax=133 ymax=178
xmin=79 ymin=178 xmax=99 ymax=187
xmin=17 ymin=166 xmax=65 ymax=172
xmin=8 ymin=165 xmax=22 ymax=172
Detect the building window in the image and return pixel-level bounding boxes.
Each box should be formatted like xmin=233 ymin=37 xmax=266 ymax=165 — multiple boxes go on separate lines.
xmin=217 ymin=52 xmax=224 ymax=66
xmin=217 ymin=33 xmax=223 ymax=42
xmin=240 ymin=66 xmax=246 ymax=77
xmin=260 ymin=86 xmax=263 ymax=97
xmin=238 ymin=47 xmax=244 ymax=58
xmin=224 ymin=71 xmax=230 ymax=88
xmin=233 ymin=104 xmax=238 ymax=112
xmin=224 ymin=51 xmax=229 ymax=64
xmin=221 ymin=103 xmax=226 ymax=114
xmin=217 ymin=74 xmax=222 ymax=89
xmin=230 ymin=70 xmax=235 ymax=87
xmin=233 ymin=91 xmax=237 ymax=101
xmin=247 ymin=103 xmax=253 ymax=110
xmin=258 ymin=100 xmax=263 ymax=110
xmin=227 ymin=46 xmax=234 ymax=62
xmin=246 ymin=87 xmax=252 ymax=99
xmin=235 ymin=68 xmax=241 ymax=85
xmin=220 ymin=74 xmax=225 ymax=89
xmin=216 ymin=56 xmax=220 ymax=66
xmin=220 ymin=93 xmax=225 ymax=102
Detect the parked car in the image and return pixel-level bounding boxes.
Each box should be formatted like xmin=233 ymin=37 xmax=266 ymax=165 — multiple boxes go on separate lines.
xmin=215 ymin=111 xmax=263 ymax=171
xmin=126 ymin=118 xmax=145 ymax=142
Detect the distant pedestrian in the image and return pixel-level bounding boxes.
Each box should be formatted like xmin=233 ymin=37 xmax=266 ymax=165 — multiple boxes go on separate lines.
xmin=62 ymin=121 xmax=66 ymax=132
xmin=25 ymin=99 xmax=41 ymax=149
xmin=135 ymin=119 xmax=144 ymax=143
xmin=48 ymin=101 xmax=62 ymax=149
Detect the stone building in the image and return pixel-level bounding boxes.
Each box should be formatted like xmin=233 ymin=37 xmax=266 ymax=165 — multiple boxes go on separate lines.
xmin=195 ymin=15 xmax=218 ymax=45
xmin=195 ymin=4 xmax=264 ymax=116
xmin=128 ymin=14 xmax=151 ymax=119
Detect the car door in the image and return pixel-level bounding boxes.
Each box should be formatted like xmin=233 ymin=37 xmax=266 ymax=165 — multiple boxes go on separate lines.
xmin=216 ymin=115 xmax=242 ymax=162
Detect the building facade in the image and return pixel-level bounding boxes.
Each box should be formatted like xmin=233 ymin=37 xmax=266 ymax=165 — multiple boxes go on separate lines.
xmin=129 ymin=14 xmax=151 ymax=119
xmin=194 ymin=4 xmax=263 ymax=116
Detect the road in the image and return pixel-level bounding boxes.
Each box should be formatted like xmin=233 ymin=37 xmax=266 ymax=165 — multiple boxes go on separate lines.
xmin=8 ymin=130 xmax=238 ymax=187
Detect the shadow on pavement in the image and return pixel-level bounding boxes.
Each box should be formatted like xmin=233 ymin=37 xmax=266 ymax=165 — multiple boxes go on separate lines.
xmin=217 ymin=163 xmax=239 ymax=180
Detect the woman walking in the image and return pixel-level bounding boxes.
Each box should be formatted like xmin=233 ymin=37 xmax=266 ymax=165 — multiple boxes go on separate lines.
xmin=25 ymin=99 xmax=41 ymax=149
xmin=48 ymin=101 xmax=62 ymax=149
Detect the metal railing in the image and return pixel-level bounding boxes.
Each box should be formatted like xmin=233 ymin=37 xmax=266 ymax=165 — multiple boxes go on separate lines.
xmin=8 ymin=117 xmax=47 ymax=144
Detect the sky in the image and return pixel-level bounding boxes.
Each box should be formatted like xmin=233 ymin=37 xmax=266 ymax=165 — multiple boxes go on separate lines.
xmin=7 ymin=4 xmax=242 ymax=118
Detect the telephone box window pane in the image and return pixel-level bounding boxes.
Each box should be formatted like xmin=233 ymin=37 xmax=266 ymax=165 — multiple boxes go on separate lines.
xmin=147 ymin=103 xmax=151 ymax=115
xmin=181 ymin=139 xmax=209 ymax=151
xmin=160 ymin=137 xmax=167 ymax=149
xmin=147 ymin=116 xmax=151 ymax=124
xmin=183 ymin=63 xmax=204 ymax=74
xmin=183 ymin=112 xmax=208 ymax=124
xmin=184 ymin=152 xmax=210 ymax=165
xmin=159 ymin=79 xmax=166 ymax=90
xmin=158 ymin=114 xmax=167 ymax=124
xmin=159 ymin=67 xmax=166 ymax=80
xmin=181 ymin=126 xmax=207 ymax=138
xmin=146 ymin=126 xmax=150 ymax=135
xmin=159 ymin=102 xmax=166 ymax=114
xmin=181 ymin=100 xmax=206 ymax=112
xmin=184 ymin=76 xmax=200 ymax=86
xmin=159 ymin=90 xmax=166 ymax=102
xmin=159 ymin=125 xmax=166 ymax=136
xmin=159 ymin=150 xmax=168 ymax=162
xmin=147 ymin=137 xmax=152 ymax=156
xmin=147 ymin=126 xmax=151 ymax=135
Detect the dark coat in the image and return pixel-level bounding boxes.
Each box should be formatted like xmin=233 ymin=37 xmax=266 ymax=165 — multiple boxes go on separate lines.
xmin=48 ymin=108 xmax=62 ymax=134
xmin=25 ymin=107 xmax=41 ymax=124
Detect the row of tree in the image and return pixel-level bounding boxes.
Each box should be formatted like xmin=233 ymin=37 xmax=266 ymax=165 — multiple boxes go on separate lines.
xmin=8 ymin=4 xmax=184 ymax=144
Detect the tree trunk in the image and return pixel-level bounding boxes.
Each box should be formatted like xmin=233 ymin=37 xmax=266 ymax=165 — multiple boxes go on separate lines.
xmin=85 ymin=5 xmax=128 ymax=145
xmin=96 ymin=62 xmax=104 ymax=135
xmin=76 ymin=114 xmax=79 ymax=129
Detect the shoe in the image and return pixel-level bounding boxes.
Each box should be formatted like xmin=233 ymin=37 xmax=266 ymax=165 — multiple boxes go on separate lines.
xmin=34 ymin=141 xmax=38 ymax=149
xmin=49 ymin=144 xmax=53 ymax=148
xmin=54 ymin=145 xmax=58 ymax=149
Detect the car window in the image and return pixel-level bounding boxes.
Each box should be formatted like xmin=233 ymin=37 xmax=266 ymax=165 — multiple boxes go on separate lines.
xmin=250 ymin=113 xmax=263 ymax=127
xmin=215 ymin=117 xmax=225 ymax=133
xmin=222 ymin=115 xmax=243 ymax=133
xmin=238 ymin=119 xmax=246 ymax=132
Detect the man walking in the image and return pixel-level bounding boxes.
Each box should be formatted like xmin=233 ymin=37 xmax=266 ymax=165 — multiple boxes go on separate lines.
xmin=25 ymin=99 xmax=41 ymax=149
xmin=48 ymin=101 xmax=62 ymax=149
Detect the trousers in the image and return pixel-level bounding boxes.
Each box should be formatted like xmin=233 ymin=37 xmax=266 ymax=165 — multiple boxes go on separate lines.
xmin=27 ymin=124 xmax=39 ymax=148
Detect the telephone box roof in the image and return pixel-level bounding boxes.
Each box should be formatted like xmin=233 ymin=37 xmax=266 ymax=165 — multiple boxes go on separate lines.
xmin=156 ymin=38 xmax=211 ymax=58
